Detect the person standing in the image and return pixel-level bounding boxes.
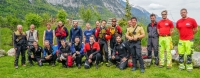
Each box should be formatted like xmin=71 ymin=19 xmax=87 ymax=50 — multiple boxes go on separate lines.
xmin=69 ymin=21 xmax=83 ymax=43
xmin=109 ymin=18 xmax=122 ymax=56
xmin=84 ymin=23 xmax=94 ymax=43
xmin=126 ymin=17 xmax=145 ymax=73
xmin=55 ymin=21 xmax=68 ymax=49
xmin=26 ymin=24 xmax=39 ymax=47
xmin=94 ymin=21 xmax=101 ymax=41
xmin=176 ymin=8 xmax=198 ymax=72
xmin=157 ymin=10 xmax=174 ymax=69
xmin=13 ymin=25 xmax=28 ymax=69
xmin=43 ymin=23 xmax=55 ymax=45
xmin=147 ymin=13 xmax=159 ymax=65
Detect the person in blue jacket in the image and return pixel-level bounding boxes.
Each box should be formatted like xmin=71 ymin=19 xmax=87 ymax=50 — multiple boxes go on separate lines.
xmin=42 ymin=40 xmax=58 ymax=66
xmin=69 ymin=21 xmax=83 ymax=43
xmin=84 ymin=23 xmax=94 ymax=43
xmin=71 ymin=36 xmax=84 ymax=69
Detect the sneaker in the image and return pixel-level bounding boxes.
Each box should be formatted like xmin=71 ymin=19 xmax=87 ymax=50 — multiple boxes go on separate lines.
xmin=106 ymin=63 xmax=112 ymax=67
xmin=141 ymin=69 xmax=145 ymax=73
xmin=159 ymin=65 xmax=164 ymax=68
xmin=131 ymin=67 xmax=137 ymax=71
xmin=187 ymin=69 xmax=192 ymax=72
xmin=52 ymin=63 xmax=55 ymax=67
xmin=167 ymin=66 xmax=171 ymax=69
xmin=22 ymin=64 xmax=26 ymax=66
xmin=15 ymin=66 xmax=18 ymax=69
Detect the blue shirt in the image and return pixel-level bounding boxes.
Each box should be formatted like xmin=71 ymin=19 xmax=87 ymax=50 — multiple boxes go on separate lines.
xmin=84 ymin=29 xmax=94 ymax=43
xmin=69 ymin=26 xmax=83 ymax=43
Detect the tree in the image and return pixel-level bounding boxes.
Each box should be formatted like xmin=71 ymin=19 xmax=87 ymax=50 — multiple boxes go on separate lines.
xmin=42 ymin=13 xmax=51 ymax=24
xmin=56 ymin=9 xmax=67 ymax=24
xmin=25 ymin=13 xmax=43 ymax=28
xmin=124 ymin=0 xmax=132 ymax=20
xmin=79 ymin=5 xmax=93 ymax=23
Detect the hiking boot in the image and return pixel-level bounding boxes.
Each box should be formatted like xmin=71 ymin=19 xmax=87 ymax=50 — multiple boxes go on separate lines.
xmin=179 ymin=68 xmax=184 ymax=71
xmin=78 ymin=64 xmax=81 ymax=69
xmin=140 ymin=69 xmax=145 ymax=73
xmin=131 ymin=67 xmax=137 ymax=71
xmin=15 ymin=66 xmax=18 ymax=69
xmin=39 ymin=62 xmax=43 ymax=66
xmin=52 ymin=63 xmax=55 ymax=67
xmin=96 ymin=65 xmax=99 ymax=69
xmin=106 ymin=63 xmax=112 ymax=67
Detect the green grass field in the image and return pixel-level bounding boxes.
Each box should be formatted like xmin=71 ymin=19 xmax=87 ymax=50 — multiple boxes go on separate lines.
xmin=0 ymin=56 xmax=200 ymax=78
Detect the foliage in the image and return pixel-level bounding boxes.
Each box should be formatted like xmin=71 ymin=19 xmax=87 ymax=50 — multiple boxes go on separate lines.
xmin=25 ymin=13 xmax=43 ymax=28
xmin=0 ymin=28 xmax=13 ymax=50
xmin=118 ymin=18 xmax=128 ymax=27
xmin=42 ymin=13 xmax=51 ymax=24
xmin=56 ymin=9 xmax=68 ymax=24
xmin=124 ymin=0 xmax=132 ymax=20
xmin=79 ymin=5 xmax=93 ymax=23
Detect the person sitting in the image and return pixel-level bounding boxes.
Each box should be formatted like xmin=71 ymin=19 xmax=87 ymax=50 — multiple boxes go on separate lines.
xmin=71 ymin=36 xmax=84 ymax=69
xmin=84 ymin=35 xmax=101 ymax=69
xmin=109 ymin=35 xmax=130 ymax=70
xmin=57 ymin=40 xmax=73 ymax=68
xmin=41 ymin=40 xmax=58 ymax=66
xmin=28 ymin=41 xmax=43 ymax=66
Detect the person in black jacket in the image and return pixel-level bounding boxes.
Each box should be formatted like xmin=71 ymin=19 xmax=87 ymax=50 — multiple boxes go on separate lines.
xmin=57 ymin=40 xmax=72 ymax=67
xmin=28 ymin=41 xmax=43 ymax=66
xmin=13 ymin=25 xmax=28 ymax=69
xmin=109 ymin=35 xmax=130 ymax=70
xmin=41 ymin=40 xmax=58 ymax=66
xmin=71 ymin=36 xmax=84 ymax=69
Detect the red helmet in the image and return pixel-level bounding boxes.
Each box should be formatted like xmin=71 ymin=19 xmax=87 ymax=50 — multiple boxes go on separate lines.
xmin=105 ymin=35 xmax=111 ymax=40
xmin=128 ymin=62 xmax=133 ymax=67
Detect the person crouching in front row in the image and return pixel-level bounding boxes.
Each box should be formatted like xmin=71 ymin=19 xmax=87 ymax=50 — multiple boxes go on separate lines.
xmin=109 ymin=35 xmax=130 ymax=70
xmin=57 ymin=40 xmax=73 ymax=68
xmin=41 ymin=40 xmax=58 ymax=66
xmin=84 ymin=35 xmax=101 ymax=69
xmin=28 ymin=41 xmax=43 ymax=66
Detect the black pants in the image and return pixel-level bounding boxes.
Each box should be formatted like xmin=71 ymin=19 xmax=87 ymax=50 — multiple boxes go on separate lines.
xmin=14 ymin=46 xmax=26 ymax=66
xmin=99 ymin=39 xmax=108 ymax=62
xmin=147 ymin=37 xmax=158 ymax=58
xmin=84 ymin=53 xmax=101 ymax=67
xmin=41 ymin=54 xmax=57 ymax=64
xmin=28 ymin=56 xmax=41 ymax=65
xmin=110 ymin=55 xmax=128 ymax=70
xmin=74 ymin=54 xmax=83 ymax=66
xmin=110 ymin=36 xmax=116 ymax=53
xmin=129 ymin=41 xmax=144 ymax=69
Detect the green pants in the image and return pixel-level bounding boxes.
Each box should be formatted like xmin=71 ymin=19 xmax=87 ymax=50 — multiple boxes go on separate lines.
xmin=159 ymin=36 xmax=172 ymax=67
xmin=178 ymin=40 xmax=194 ymax=70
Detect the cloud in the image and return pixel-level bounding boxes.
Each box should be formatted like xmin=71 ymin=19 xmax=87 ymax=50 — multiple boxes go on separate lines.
xmin=148 ymin=3 xmax=165 ymax=10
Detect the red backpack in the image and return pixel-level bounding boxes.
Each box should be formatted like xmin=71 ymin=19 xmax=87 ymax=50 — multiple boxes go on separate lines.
xmin=66 ymin=55 xmax=73 ymax=67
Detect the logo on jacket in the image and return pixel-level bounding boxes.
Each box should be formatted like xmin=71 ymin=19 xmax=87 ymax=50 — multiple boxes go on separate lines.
xmin=165 ymin=23 xmax=169 ymax=26
xmin=186 ymin=23 xmax=190 ymax=26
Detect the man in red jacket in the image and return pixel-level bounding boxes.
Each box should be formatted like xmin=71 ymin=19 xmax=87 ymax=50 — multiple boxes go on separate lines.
xmin=55 ymin=21 xmax=68 ymax=49
xmin=84 ymin=35 xmax=101 ymax=69
xmin=176 ymin=8 xmax=198 ymax=72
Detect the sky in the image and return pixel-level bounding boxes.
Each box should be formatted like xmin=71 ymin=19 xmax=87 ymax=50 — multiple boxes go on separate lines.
xmin=124 ymin=0 xmax=200 ymax=24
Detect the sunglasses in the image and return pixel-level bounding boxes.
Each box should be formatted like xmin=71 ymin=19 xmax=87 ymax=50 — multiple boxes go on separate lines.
xmin=112 ymin=21 xmax=116 ymax=22
xmin=162 ymin=14 xmax=167 ymax=15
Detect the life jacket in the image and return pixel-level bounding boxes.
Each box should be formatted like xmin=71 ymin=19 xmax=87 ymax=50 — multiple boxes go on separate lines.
xmin=98 ymin=27 xmax=107 ymax=39
xmin=55 ymin=26 xmax=67 ymax=37
xmin=110 ymin=25 xmax=121 ymax=36
xmin=94 ymin=27 xmax=100 ymax=40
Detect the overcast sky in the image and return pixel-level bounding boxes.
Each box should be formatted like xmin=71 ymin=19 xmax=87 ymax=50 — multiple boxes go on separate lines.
xmin=124 ymin=0 xmax=200 ymax=24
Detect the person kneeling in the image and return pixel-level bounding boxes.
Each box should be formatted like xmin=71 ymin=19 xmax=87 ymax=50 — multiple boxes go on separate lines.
xmin=57 ymin=40 xmax=73 ymax=68
xmin=71 ymin=36 xmax=84 ymax=69
xmin=110 ymin=35 xmax=130 ymax=70
xmin=28 ymin=41 xmax=43 ymax=66
xmin=84 ymin=35 xmax=101 ymax=69
xmin=41 ymin=40 xmax=58 ymax=66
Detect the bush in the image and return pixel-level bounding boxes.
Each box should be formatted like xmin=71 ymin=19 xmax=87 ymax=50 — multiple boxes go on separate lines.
xmin=0 ymin=28 xmax=13 ymax=51
xmin=25 ymin=13 xmax=43 ymax=28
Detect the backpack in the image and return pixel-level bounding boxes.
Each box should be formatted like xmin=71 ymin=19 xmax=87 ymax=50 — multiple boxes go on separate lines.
xmin=66 ymin=55 xmax=73 ymax=67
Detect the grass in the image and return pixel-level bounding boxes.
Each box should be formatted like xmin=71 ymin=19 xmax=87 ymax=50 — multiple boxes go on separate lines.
xmin=0 ymin=56 xmax=200 ymax=78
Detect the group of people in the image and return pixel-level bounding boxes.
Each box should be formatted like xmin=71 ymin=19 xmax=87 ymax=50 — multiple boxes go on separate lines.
xmin=13 ymin=8 xmax=198 ymax=73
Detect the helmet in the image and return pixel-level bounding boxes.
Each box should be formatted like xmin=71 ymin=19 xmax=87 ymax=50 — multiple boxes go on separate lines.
xmin=128 ymin=62 xmax=133 ymax=67
xmin=105 ymin=35 xmax=111 ymax=40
